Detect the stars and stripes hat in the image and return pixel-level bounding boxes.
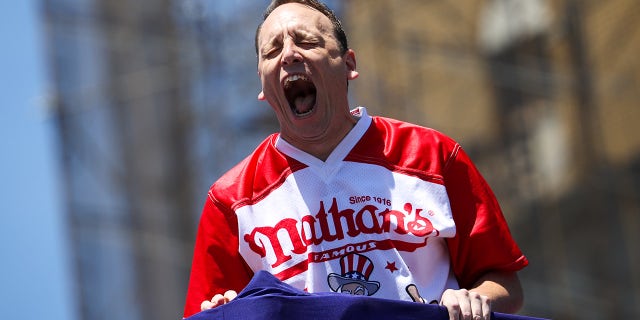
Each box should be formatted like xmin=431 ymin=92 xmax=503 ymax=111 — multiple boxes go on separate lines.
xmin=327 ymin=253 xmax=380 ymax=295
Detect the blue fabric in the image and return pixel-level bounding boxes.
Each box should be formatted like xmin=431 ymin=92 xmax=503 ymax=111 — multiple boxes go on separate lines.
xmin=186 ymin=271 xmax=546 ymax=320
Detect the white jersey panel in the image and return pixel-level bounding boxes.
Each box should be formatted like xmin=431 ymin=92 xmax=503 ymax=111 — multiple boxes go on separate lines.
xmin=237 ymin=159 xmax=458 ymax=302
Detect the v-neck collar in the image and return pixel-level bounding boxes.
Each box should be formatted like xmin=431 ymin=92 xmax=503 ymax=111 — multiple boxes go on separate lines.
xmin=275 ymin=107 xmax=372 ymax=179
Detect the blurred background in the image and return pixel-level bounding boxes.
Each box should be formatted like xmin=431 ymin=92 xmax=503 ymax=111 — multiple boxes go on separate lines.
xmin=2 ymin=0 xmax=639 ymax=319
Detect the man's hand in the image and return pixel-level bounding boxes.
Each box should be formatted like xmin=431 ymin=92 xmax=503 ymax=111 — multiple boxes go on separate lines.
xmin=440 ymin=288 xmax=491 ymax=320
xmin=200 ymin=290 xmax=238 ymax=311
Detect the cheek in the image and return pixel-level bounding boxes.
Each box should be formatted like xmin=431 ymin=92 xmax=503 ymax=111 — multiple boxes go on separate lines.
xmin=259 ymin=69 xmax=280 ymax=91
xmin=259 ymin=59 xmax=278 ymax=75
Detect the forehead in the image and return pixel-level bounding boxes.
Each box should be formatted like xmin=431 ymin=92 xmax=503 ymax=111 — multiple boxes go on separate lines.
xmin=259 ymin=3 xmax=332 ymax=42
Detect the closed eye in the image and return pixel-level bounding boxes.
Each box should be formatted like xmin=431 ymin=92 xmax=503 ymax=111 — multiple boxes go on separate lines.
xmin=297 ymin=40 xmax=317 ymax=49
xmin=261 ymin=42 xmax=282 ymax=59
xmin=263 ymin=48 xmax=280 ymax=59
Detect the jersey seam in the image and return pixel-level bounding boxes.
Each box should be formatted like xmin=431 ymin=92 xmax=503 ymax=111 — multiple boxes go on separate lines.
xmin=345 ymin=154 xmax=445 ymax=185
xmin=442 ymin=143 xmax=461 ymax=174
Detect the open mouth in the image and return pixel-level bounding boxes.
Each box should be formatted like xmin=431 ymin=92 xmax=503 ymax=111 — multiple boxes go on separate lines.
xmin=283 ymin=74 xmax=317 ymax=116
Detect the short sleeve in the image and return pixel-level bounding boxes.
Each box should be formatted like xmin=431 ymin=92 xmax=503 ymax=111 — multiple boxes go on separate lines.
xmin=183 ymin=195 xmax=254 ymax=318
xmin=443 ymin=145 xmax=528 ymax=288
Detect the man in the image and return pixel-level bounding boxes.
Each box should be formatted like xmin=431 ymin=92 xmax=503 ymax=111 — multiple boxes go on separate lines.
xmin=183 ymin=1 xmax=529 ymax=319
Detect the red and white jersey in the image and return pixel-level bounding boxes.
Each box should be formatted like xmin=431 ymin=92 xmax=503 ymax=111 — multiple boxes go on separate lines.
xmin=183 ymin=107 xmax=528 ymax=318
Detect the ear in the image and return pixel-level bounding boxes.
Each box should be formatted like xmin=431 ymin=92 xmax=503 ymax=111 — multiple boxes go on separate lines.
xmin=257 ymin=69 xmax=266 ymax=100
xmin=344 ymin=49 xmax=359 ymax=80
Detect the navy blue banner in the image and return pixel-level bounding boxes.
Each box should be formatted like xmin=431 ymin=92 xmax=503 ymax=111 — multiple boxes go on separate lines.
xmin=186 ymin=271 xmax=547 ymax=320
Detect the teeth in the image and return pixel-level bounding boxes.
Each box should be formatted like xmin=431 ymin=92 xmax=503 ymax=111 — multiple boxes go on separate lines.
xmin=283 ymin=74 xmax=309 ymax=88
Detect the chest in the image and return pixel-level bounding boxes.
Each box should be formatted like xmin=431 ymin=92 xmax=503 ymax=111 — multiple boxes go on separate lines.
xmin=237 ymin=162 xmax=456 ymax=271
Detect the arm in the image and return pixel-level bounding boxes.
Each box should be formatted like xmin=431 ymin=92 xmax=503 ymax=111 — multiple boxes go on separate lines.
xmin=440 ymin=144 xmax=528 ymax=319
xmin=440 ymin=271 xmax=523 ymax=320
xmin=183 ymin=195 xmax=253 ymax=318
xmin=470 ymin=270 xmax=523 ymax=313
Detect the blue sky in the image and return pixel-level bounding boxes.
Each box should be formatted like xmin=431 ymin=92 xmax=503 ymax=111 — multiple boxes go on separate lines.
xmin=0 ymin=1 xmax=77 ymax=319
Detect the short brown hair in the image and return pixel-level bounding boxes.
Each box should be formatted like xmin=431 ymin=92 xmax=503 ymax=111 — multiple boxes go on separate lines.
xmin=254 ymin=0 xmax=349 ymax=56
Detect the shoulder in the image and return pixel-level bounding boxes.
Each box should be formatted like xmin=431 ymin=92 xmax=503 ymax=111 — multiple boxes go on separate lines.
xmin=372 ymin=115 xmax=457 ymax=147
xmin=349 ymin=116 xmax=460 ymax=173
xmin=209 ymin=134 xmax=301 ymax=209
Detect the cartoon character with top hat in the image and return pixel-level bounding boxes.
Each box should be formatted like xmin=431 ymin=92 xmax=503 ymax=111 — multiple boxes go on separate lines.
xmin=327 ymin=253 xmax=380 ymax=296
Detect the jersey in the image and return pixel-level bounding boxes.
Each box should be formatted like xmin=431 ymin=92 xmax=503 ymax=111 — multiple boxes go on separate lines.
xmin=183 ymin=107 xmax=528 ymax=318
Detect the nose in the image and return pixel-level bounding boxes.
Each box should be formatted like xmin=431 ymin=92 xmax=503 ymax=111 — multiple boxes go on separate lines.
xmin=281 ymin=40 xmax=303 ymax=65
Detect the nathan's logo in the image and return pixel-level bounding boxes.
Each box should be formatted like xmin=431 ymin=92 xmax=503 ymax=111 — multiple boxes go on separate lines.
xmin=243 ymin=198 xmax=440 ymax=268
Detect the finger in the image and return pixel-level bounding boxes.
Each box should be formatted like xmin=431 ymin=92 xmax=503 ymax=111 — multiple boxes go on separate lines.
xmin=468 ymin=291 xmax=485 ymax=320
xmin=210 ymin=293 xmax=226 ymax=307
xmin=454 ymin=289 xmax=473 ymax=320
xmin=200 ymin=300 xmax=214 ymax=311
xmin=482 ymin=295 xmax=491 ymax=319
xmin=440 ymin=289 xmax=461 ymax=320
xmin=223 ymin=290 xmax=238 ymax=302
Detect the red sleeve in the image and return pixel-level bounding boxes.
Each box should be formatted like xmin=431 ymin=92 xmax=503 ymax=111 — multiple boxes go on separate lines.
xmin=444 ymin=145 xmax=528 ymax=289
xmin=182 ymin=194 xmax=254 ymax=318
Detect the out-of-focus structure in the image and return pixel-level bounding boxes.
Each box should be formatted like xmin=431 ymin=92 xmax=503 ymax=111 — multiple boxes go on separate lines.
xmin=347 ymin=1 xmax=640 ymax=319
xmin=41 ymin=0 xmax=639 ymax=319
xmin=41 ymin=1 xmax=274 ymax=319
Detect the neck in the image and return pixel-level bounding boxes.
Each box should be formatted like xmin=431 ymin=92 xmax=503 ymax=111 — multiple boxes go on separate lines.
xmin=281 ymin=115 xmax=359 ymax=162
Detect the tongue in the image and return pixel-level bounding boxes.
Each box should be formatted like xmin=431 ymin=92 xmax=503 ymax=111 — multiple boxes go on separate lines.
xmin=294 ymin=93 xmax=315 ymax=114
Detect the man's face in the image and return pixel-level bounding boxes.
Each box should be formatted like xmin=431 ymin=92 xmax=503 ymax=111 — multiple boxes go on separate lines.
xmin=256 ymin=3 xmax=358 ymax=148
xmin=340 ymin=282 xmax=367 ymax=295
